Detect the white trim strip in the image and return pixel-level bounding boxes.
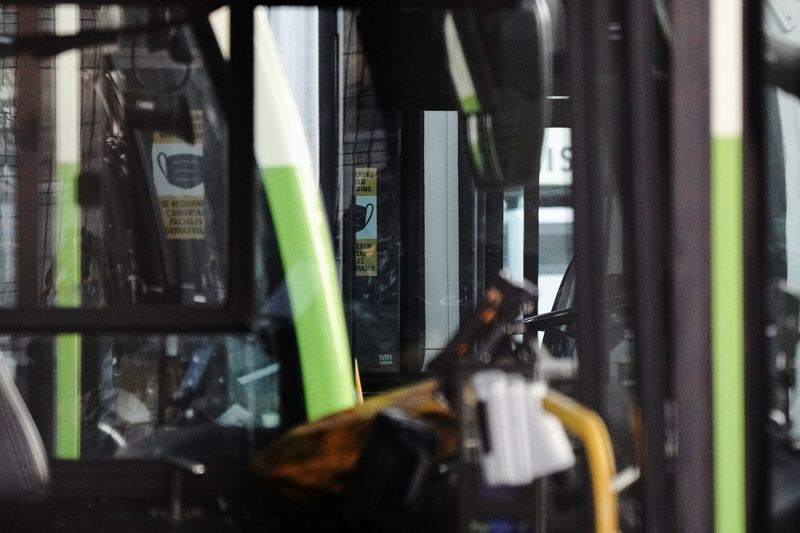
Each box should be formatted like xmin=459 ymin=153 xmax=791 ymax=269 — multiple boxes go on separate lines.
xmin=711 ymin=0 xmax=743 ymax=137
xmin=55 ymin=4 xmax=81 ymax=166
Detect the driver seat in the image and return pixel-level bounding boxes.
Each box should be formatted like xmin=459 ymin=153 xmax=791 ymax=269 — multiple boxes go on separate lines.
xmin=0 ymin=351 xmax=48 ymax=500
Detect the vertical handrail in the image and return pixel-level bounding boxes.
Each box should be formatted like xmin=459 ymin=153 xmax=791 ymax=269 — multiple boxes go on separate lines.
xmin=354 ymin=359 xmax=364 ymax=404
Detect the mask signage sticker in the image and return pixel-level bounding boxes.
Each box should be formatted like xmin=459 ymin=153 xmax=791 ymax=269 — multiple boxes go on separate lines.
xmin=152 ymin=110 xmax=205 ymax=240
xmin=354 ymin=167 xmax=377 ymax=276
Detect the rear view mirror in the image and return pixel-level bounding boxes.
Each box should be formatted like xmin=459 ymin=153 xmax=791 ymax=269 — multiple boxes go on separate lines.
xmin=355 ymin=2 xmax=563 ymax=190
xmin=445 ymin=0 xmax=562 ymax=190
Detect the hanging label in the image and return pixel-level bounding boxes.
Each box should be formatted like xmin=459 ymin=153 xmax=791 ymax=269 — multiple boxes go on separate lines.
xmin=355 ymin=167 xmax=377 ymax=277
xmin=152 ymin=110 xmax=206 ymax=240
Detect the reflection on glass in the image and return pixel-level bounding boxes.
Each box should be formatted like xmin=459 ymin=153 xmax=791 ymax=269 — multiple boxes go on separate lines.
xmin=5 ymin=333 xmax=280 ymax=459
xmin=0 ymin=6 xmax=228 ymax=310
xmin=338 ymin=10 xmax=403 ymax=374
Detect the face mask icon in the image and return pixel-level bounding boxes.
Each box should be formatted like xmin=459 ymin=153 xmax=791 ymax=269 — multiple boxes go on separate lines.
xmin=354 ymin=203 xmax=374 ymax=232
xmin=157 ymin=152 xmax=204 ymax=189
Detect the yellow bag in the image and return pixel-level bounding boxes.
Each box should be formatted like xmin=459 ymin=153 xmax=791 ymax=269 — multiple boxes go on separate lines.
xmin=253 ymin=379 xmax=457 ymax=500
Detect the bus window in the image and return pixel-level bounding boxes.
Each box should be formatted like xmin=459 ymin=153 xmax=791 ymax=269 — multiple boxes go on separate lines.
xmin=0 ymin=6 xmax=289 ymax=460
xmin=318 ymin=4 xmax=643 ymax=529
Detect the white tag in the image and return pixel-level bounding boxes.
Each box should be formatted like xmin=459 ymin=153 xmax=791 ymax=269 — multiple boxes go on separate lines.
xmin=472 ymin=371 xmax=575 ymax=487
xmin=527 ymin=383 xmax=576 ymax=479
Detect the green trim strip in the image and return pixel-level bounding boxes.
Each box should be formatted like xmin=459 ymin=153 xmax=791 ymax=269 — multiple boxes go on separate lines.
xmin=460 ymin=95 xmax=480 ymax=115
xmin=55 ymin=163 xmax=80 ymax=307
xmin=260 ymin=166 xmax=355 ymax=420
xmin=711 ymin=137 xmax=745 ymax=533
xmin=55 ymin=162 xmax=81 ymax=459
xmin=466 ymin=117 xmax=485 ymax=175
xmin=55 ymin=334 xmax=81 ymax=459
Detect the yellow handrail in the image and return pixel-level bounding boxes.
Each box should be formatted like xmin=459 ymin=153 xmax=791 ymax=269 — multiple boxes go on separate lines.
xmin=354 ymin=359 xmax=364 ymax=404
xmin=543 ymin=390 xmax=619 ymax=533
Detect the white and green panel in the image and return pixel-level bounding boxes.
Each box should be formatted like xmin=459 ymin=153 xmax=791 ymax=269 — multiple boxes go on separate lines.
xmin=711 ymin=0 xmax=745 ymax=531
xmin=443 ymin=13 xmax=481 ymax=115
xmin=253 ymin=8 xmax=355 ymax=421
xmin=54 ymin=4 xmax=82 ymax=460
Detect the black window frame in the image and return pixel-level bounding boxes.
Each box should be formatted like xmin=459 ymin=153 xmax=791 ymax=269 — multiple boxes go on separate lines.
xmin=0 ymin=4 xmax=254 ymax=334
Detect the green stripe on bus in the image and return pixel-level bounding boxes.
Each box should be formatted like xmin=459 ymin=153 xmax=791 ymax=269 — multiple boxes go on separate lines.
xmin=460 ymin=95 xmax=480 ymax=115
xmin=711 ymin=136 xmax=745 ymax=533
xmin=55 ymin=163 xmax=81 ymax=307
xmin=260 ymin=166 xmax=355 ymax=420
xmin=55 ymin=162 xmax=81 ymax=459
xmin=55 ymin=334 xmax=81 ymax=459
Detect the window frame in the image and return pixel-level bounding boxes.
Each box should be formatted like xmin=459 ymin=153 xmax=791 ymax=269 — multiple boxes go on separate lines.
xmin=0 ymin=7 xmax=254 ymax=334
